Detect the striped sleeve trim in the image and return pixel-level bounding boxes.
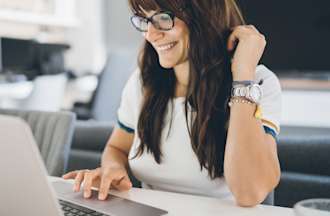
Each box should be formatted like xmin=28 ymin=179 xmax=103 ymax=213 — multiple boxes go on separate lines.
xmin=263 ymin=125 xmax=277 ymax=141
xmin=117 ymin=120 xmax=135 ymax=133
xmin=261 ymin=118 xmax=280 ymax=134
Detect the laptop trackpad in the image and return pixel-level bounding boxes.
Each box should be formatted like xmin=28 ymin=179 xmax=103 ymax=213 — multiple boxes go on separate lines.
xmin=52 ymin=181 xmax=167 ymax=216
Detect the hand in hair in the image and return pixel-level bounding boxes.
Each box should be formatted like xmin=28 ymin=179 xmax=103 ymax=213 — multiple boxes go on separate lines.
xmin=227 ymin=25 xmax=267 ymax=81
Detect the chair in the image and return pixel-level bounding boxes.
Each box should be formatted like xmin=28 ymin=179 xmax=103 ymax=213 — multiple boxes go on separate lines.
xmin=0 ymin=108 xmax=76 ymax=176
xmin=276 ymin=126 xmax=330 ymax=207
xmin=73 ymin=50 xmax=138 ymax=121
xmin=262 ymin=192 xmax=274 ymax=205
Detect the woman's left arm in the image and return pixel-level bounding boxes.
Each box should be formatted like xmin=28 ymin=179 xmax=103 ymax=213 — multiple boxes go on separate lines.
xmin=224 ymin=25 xmax=281 ymax=207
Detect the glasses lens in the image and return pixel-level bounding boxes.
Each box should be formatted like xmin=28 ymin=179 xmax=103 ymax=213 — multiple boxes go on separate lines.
xmin=152 ymin=13 xmax=173 ymax=30
xmin=131 ymin=16 xmax=148 ymax=32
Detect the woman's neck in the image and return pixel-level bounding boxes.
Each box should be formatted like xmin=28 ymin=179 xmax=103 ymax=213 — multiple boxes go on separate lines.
xmin=174 ymin=61 xmax=189 ymax=98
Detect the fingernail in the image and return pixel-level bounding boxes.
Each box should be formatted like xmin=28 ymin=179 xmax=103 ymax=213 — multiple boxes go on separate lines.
xmin=98 ymin=193 xmax=105 ymax=200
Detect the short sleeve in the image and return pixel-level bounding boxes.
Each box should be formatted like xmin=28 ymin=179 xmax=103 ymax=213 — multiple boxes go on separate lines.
xmin=117 ymin=69 xmax=142 ymax=133
xmin=255 ymin=65 xmax=282 ymax=137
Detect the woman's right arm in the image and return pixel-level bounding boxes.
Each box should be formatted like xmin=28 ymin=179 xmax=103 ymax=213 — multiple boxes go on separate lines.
xmin=62 ymin=127 xmax=134 ymax=200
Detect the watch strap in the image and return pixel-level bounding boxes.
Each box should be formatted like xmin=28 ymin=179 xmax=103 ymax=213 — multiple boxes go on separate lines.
xmin=232 ymin=80 xmax=256 ymax=87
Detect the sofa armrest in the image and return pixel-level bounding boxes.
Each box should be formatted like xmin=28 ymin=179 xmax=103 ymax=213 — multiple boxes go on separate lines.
xmin=278 ymin=126 xmax=330 ymax=176
xmin=71 ymin=120 xmax=114 ymax=152
xmin=275 ymin=171 xmax=330 ymax=207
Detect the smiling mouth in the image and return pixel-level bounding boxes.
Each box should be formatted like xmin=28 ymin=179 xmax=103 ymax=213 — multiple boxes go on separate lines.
xmin=156 ymin=42 xmax=178 ymax=52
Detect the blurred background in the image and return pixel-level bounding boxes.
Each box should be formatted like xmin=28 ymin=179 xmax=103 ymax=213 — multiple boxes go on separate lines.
xmin=0 ymin=0 xmax=329 ymax=208
xmin=0 ymin=0 xmax=329 ymax=126
xmin=0 ymin=0 xmax=142 ymax=121
xmin=0 ymin=0 xmax=330 ymax=127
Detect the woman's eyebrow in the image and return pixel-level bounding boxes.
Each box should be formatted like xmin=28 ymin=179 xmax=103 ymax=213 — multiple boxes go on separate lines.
xmin=139 ymin=6 xmax=160 ymax=17
xmin=142 ymin=11 xmax=156 ymax=18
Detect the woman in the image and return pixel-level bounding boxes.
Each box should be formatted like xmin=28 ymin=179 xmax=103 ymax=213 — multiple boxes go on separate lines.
xmin=63 ymin=0 xmax=281 ymax=207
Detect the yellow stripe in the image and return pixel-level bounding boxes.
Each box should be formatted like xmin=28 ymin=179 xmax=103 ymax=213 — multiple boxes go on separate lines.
xmin=261 ymin=119 xmax=280 ymax=134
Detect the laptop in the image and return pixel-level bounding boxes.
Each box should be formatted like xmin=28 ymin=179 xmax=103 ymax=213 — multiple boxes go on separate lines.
xmin=0 ymin=115 xmax=168 ymax=216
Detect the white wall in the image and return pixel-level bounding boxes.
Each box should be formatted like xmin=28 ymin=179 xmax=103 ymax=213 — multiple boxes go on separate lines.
xmin=281 ymin=90 xmax=330 ymax=128
xmin=104 ymin=0 xmax=143 ymax=51
xmin=64 ymin=0 xmax=107 ymax=75
xmin=64 ymin=0 xmax=143 ymax=75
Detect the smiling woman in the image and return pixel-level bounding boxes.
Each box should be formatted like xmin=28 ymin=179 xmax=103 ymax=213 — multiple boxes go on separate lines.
xmin=127 ymin=0 xmax=244 ymax=177
xmin=131 ymin=9 xmax=189 ymax=69
xmin=63 ymin=0 xmax=282 ymax=207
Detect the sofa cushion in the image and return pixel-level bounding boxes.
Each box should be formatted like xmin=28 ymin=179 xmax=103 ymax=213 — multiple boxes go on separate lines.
xmin=275 ymin=171 xmax=330 ymax=207
xmin=278 ymin=126 xmax=330 ymax=176
xmin=71 ymin=120 xmax=113 ymax=151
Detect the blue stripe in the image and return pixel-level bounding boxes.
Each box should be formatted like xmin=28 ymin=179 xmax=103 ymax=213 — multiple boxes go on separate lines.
xmin=118 ymin=120 xmax=135 ymax=133
xmin=263 ymin=125 xmax=277 ymax=141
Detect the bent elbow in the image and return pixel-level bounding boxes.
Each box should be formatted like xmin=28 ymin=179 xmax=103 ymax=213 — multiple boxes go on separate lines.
xmin=234 ymin=189 xmax=269 ymax=207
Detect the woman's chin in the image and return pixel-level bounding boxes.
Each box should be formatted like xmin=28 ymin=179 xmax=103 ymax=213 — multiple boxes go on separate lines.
xmin=159 ymin=60 xmax=175 ymax=69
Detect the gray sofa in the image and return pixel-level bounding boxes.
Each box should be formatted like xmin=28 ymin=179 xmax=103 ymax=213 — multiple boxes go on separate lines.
xmin=67 ymin=120 xmax=113 ymax=171
xmin=66 ymin=122 xmax=330 ymax=207
xmin=275 ymin=126 xmax=330 ymax=207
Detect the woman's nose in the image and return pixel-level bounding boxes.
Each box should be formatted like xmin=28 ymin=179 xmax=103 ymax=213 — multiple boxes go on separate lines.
xmin=144 ymin=22 xmax=163 ymax=42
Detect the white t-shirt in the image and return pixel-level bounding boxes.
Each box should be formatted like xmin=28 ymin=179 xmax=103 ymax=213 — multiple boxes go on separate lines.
xmin=117 ymin=65 xmax=282 ymax=199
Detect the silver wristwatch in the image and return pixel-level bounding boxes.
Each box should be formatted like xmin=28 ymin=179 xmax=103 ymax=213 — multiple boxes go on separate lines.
xmin=231 ymin=83 xmax=263 ymax=104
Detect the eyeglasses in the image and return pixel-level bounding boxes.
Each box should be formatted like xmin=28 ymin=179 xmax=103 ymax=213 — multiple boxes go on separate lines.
xmin=130 ymin=11 xmax=175 ymax=32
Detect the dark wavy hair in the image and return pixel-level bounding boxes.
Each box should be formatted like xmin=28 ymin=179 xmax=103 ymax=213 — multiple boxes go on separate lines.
xmin=128 ymin=0 xmax=245 ymax=179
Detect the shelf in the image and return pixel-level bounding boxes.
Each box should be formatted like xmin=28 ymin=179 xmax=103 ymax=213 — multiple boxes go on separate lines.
xmin=0 ymin=9 xmax=79 ymax=28
xmin=280 ymin=78 xmax=330 ymax=91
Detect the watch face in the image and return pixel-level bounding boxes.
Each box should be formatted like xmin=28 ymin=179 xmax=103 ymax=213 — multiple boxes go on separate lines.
xmin=249 ymin=85 xmax=262 ymax=102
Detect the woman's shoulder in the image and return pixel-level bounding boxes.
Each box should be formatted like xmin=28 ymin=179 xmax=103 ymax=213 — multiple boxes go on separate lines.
xmin=121 ymin=67 xmax=144 ymax=104
xmin=124 ymin=68 xmax=142 ymax=92
xmin=117 ymin=68 xmax=143 ymax=130
xmin=126 ymin=67 xmax=141 ymax=86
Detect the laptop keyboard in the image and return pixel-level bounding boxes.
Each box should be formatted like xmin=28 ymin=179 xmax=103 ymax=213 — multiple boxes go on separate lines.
xmin=59 ymin=199 xmax=110 ymax=216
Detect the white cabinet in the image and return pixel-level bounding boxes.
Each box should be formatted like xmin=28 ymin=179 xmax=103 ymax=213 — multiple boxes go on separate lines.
xmin=0 ymin=0 xmax=78 ymax=43
xmin=0 ymin=0 xmax=52 ymax=13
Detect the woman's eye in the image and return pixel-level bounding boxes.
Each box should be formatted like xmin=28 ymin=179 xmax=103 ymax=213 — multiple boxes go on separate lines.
xmin=160 ymin=15 xmax=170 ymax=20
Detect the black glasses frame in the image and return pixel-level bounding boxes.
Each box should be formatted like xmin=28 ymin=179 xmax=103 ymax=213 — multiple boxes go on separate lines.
xmin=130 ymin=11 xmax=175 ymax=32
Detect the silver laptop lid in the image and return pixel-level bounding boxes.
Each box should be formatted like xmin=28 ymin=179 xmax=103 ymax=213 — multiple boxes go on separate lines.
xmin=0 ymin=115 xmax=63 ymax=216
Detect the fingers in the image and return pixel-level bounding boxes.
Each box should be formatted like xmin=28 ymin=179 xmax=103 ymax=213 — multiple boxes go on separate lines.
xmin=63 ymin=167 xmax=132 ymax=200
xmin=73 ymin=171 xmax=85 ymax=192
xmin=62 ymin=170 xmax=79 ymax=179
xmin=227 ymin=31 xmax=239 ymax=51
xmin=62 ymin=170 xmax=90 ymax=193
xmin=245 ymin=25 xmax=259 ymax=33
xmin=112 ymin=176 xmax=132 ymax=191
xmin=227 ymin=25 xmax=265 ymax=51
xmin=227 ymin=26 xmax=248 ymax=51
xmin=98 ymin=173 xmax=132 ymax=200
xmin=83 ymin=169 xmax=101 ymax=198
xmin=98 ymin=173 xmax=113 ymax=200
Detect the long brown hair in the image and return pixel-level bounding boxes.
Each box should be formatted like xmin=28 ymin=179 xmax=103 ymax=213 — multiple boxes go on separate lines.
xmin=128 ymin=0 xmax=245 ymax=179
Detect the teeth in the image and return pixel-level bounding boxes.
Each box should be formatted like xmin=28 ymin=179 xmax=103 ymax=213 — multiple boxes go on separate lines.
xmin=157 ymin=42 xmax=176 ymax=51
